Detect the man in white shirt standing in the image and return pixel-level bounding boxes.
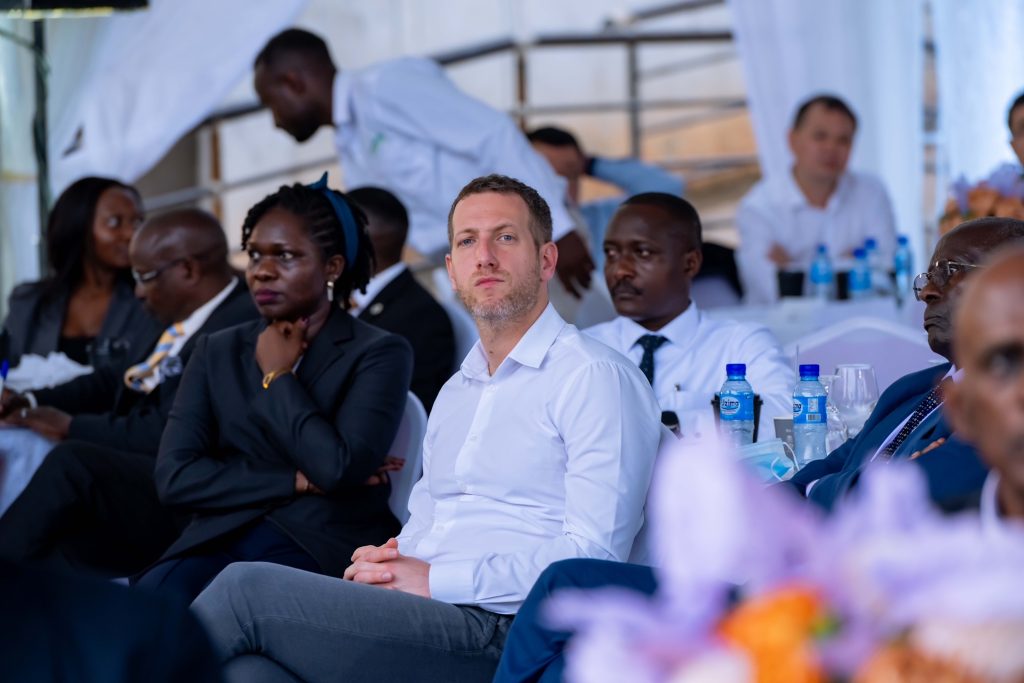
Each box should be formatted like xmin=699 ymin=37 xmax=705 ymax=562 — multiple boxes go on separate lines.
xmin=945 ymin=247 xmax=1024 ymax=530
xmin=252 ymin=28 xmax=597 ymax=309
xmin=586 ymin=192 xmax=793 ymax=439
xmin=191 ymin=175 xmax=663 ymax=683
xmin=736 ymin=94 xmax=897 ymax=304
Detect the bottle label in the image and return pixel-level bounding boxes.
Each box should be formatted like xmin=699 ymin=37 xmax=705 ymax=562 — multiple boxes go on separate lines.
xmin=793 ymin=396 xmax=827 ymax=425
xmin=720 ymin=393 xmax=754 ymax=421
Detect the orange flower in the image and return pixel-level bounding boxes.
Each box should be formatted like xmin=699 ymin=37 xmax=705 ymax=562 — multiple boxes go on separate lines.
xmin=716 ymin=585 xmax=827 ymax=683
xmin=993 ymin=196 xmax=1024 ymax=220
xmin=966 ymin=186 xmax=1000 ymax=216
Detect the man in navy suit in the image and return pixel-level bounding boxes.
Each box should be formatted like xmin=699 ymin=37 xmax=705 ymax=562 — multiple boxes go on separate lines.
xmin=791 ymin=216 xmax=1024 ymax=510
xmin=490 ymin=216 xmax=1024 ymax=683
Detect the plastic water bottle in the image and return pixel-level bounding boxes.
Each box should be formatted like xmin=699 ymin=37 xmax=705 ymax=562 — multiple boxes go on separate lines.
xmin=793 ymin=364 xmax=828 ymax=466
xmin=864 ymin=237 xmax=891 ymax=296
xmin=893 ymin=235 xmax=913 ymax=304
xmin=807 ymin=244 xmax=833 ymax=301
xmin=848 ymin=247 xmax=872 ymax=299
xmin=719 ymin=363 xmax=755 ymax=446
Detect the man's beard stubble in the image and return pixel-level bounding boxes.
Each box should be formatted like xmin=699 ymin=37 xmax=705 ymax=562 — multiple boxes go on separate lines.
xmin=456 ymin=261 xmax=542 ymax=325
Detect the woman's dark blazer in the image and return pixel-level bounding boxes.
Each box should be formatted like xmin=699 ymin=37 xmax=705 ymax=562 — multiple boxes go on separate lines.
xmin=1 ymin=278 xmax=156 ymax=368
xmin=153 ymin=307 xmax=414 ymax=577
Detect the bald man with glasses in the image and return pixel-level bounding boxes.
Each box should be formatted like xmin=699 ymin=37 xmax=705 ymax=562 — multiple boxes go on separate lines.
xmin=0 ymin=210 xmax=258 ymax=577
xmin=790 ymin=216 xmax=1024 ymax=511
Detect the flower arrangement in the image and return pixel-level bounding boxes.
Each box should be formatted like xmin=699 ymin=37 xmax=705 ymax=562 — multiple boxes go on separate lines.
xmin=939 ymin=164 xmax=1024 ymax=235
xmin=548 ymin=439 xmax=1024 ymax=683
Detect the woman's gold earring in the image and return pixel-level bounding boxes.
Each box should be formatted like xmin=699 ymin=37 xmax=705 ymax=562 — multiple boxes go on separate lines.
xmin=326 ymin=280 xmax=335 ymax=303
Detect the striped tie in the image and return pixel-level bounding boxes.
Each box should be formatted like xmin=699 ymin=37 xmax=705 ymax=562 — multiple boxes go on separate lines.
xmin=880 ymin=384 xmax=943 ymax=458
xmin=123 ymin=322 xmax=185 ymax=393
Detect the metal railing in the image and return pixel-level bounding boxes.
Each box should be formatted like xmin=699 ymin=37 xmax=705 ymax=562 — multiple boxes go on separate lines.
xmin=145 ymin=0 xmax=747 ymax=215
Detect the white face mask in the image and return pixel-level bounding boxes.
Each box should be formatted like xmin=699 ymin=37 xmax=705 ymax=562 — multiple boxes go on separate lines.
xmin=736 ymin=439 xmax=796 ymax=483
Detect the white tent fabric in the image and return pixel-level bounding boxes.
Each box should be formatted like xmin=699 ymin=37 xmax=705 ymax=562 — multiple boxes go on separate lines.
xmin=48 ymin=0 xmax=309 ymax=195
xmin=931 ymin=0 xmax=1024 ymax=189
xmin=0 ymin=20 xmax=45 ymax=301
xmin=726 ymin=0 xmax=926 ymax=270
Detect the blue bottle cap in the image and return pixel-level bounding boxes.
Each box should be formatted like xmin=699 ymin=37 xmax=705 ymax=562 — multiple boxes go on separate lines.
xmin=798 ymin=363 xmax=820 ymax=378
xmin=726 ymin=363 xmax=746 ymax=376
xmin=853 ymin=247 xmax=867 ymax=259
xmin=897 ymin=235 xmax=909 ymax=246
xmin=816 ymin=243 xmax=828 ymax=254
xmin=864 ymin=237 xmax=878 ymax=250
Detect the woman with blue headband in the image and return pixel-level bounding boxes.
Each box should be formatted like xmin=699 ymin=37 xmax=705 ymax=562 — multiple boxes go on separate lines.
xmin=135 ymin=175 xmax=413 ymax=602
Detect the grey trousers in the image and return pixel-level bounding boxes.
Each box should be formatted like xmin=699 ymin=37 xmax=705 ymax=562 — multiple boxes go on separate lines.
xmin=191 ymin=562 xmax=513 ymax=683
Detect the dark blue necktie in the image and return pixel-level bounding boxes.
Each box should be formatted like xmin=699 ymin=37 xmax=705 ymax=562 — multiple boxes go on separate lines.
xmin=636 ymin=334 xmax=669 ymax=385
xmin=881 ymin=384 xmax=943 ymax=458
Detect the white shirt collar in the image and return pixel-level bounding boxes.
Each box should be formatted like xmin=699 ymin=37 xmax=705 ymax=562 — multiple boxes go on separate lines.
xmin=617 ymin=301 xmax=700 ymax=355
xmin=460 ymin=303 xmax=566 ymax=380
xmin=781 ymin=167 xmax=853 ymax=211
xmin=350 ymin=262 xmax=407 ymax=315
xmin=981 ymin=471 xmax=1002 ymax=532
xmin=136 ymin=278 xmax=237 ymax=393
xmin=332 ymin=70 xmax=354 ymax=128
xmin=179 ymin=278 xmax=237 ymax=340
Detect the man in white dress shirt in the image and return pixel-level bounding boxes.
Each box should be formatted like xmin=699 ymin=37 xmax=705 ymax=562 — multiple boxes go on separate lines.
xmin=945 ymin=247 xmax=1024 ymax=529
xmin=190 ymin=175 xmax=662 ymax=682
xmin=252 ymin=28 xmax=597 ymax=306
xmin=736 ymin=94 xmax=897 ymax=304
xmin=586 ymin=192 xmax=793 ymax=438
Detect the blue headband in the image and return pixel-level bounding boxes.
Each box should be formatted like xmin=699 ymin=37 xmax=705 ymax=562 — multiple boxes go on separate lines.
xmin=306 ymin=172 xmax=359 ymax=266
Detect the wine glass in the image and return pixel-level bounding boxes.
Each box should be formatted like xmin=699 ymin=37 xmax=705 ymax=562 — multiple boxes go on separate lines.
xmin=831 ymin=364 xmax=879 ymax=437
xmin=819 ymin=373 xmax=849 ymax=451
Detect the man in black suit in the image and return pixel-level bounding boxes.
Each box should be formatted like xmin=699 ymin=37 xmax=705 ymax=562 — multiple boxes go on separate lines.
xmin=348 ymin=186 xmax=455 ymax=412
xmin=0 ymin=209 xmax=258 ymax=576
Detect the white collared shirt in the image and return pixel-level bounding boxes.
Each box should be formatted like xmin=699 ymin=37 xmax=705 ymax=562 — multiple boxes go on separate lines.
xmin=332 ymin=58 xmax=574 ymax=259
xmin=349 ymin=262 xmax=407 ymax=316
xmin=979 ymin=472 xmax=1024 ymax=541
xmin=140 ymin=278 xmax=238 ymax=392
xmin=736 ymin=169 xmax=897 ymax=304
xmin=981 ymin=471 xmax=1003 ymax=534
xmin=584 ymin=304 xmax=794 ymax=439
xmin=397 ymin=304 xmax=662 ymax=614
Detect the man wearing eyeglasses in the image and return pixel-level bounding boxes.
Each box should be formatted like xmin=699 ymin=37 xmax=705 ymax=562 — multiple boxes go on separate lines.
xmin=791 ymin=216 xmax=1024 ymax=511
xmin=0 ymin=209 xmax=257 ymax=577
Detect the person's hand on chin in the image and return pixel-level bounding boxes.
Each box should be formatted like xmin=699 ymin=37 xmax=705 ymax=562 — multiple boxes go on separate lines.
xmin=256 ymin=317 xmax=309 ymax=375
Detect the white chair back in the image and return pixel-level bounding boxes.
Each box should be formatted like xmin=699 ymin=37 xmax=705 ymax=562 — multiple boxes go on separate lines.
xmin=784 ymin=315 xmax=944 ymax=393
xmin=627 ymin=425 xmax=677 ymax=567
xmin=387 ymin=392 xmax=429 ymax=524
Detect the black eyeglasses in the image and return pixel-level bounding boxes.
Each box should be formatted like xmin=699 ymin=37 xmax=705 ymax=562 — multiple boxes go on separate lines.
xmin=912 ymin=260 xmax=981 ymax=300
xmin=132 ymin=258 xmax=185 ymax=285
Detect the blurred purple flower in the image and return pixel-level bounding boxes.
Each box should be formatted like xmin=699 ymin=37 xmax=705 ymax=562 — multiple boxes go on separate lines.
xmin=550 ymin=435 xmax=1024 ymax=683
xmin=985 ymin=162 xmax=1024 ymax=197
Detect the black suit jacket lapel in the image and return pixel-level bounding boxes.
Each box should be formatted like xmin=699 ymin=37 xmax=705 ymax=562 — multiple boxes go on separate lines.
xmin=296 ymin=308 xmax=353 ymax=389
xmin=357 ymin=269 xmax=413 ymax=322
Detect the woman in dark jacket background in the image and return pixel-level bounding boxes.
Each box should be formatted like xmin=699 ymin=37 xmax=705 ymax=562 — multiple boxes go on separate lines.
xmin=1 ymin=176 xmax=155 ymax=369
